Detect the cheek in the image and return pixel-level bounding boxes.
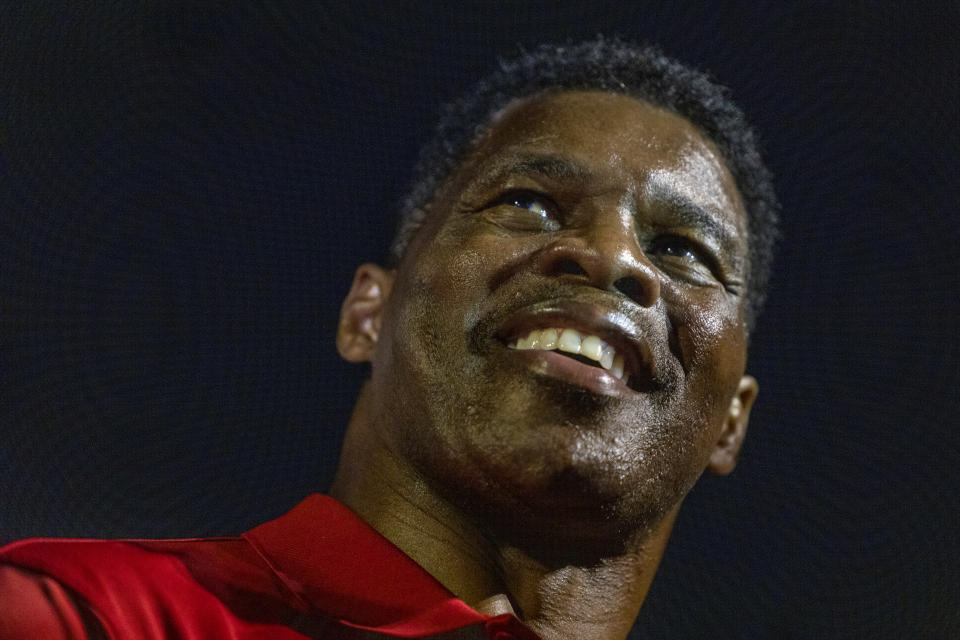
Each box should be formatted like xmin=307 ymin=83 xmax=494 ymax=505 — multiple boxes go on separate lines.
xmin=665 ymin=286 xmax=747 ymax=408
xmin=437 ymin=247 xmax=486 ymax=299
xmin=407 ymin=246 xmax=488 ymax=342
xmin=384 ymin=242 xmax=491 ymax=382
xmin=414 ymin=222 xmax=499 ymax=296
xmin=435 ymin=214 xmax=544 ymax=288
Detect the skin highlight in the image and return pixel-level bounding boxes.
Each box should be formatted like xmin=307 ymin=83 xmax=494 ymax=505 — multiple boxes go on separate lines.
xmin=332 ymin=91 xmax=758 ymax=640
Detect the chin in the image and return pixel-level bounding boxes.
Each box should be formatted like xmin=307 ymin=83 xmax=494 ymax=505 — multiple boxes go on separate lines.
xmin=397 ymin=369 xmax=712 ymax=560
xmin=473 ymin=486 xmax=678 ymax=569
xmin=421 ymin=437 xmax=697 ymax=567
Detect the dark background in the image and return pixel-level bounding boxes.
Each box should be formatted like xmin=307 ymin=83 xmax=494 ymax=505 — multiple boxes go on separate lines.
xmin=1 ymin=2 xmax=958 ymax=638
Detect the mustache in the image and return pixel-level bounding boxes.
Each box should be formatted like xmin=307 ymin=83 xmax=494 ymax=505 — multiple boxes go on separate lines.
xmin=472 ymin=281 xmax=661 ymax=339
xmin=468 ymin=281 xmax=678 ymax=390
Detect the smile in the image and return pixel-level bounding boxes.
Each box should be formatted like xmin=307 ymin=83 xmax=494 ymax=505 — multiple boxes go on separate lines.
xmin=493 ymin=298 xmax=664 ymax=396
xmin=508 ymin=327 xmax=628 ymax=385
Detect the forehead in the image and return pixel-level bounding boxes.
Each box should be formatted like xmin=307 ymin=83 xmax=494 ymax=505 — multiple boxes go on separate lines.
xmin=454 ymin=90 xmax=747 ymax=235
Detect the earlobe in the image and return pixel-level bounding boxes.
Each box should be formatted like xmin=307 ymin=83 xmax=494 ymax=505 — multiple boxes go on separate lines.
xmin=336 ymin=264 xmax=395 ymax=363
xmin=708 ymin=375 xmax=758 ymax=475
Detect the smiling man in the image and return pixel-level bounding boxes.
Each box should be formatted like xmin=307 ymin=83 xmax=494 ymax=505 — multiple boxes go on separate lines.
xmin=1 ymin=39 xmax=778 ymax=640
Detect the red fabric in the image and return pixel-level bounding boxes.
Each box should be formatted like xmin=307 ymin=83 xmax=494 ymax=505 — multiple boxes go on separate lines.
xmin=0 ymin=495 xmax=540 ymax=639
xmin=0 ymin=565 xmax=92 ymax=639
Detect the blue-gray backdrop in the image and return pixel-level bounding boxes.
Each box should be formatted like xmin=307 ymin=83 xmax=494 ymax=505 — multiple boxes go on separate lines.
xmin=1 ymin=2 xmax=957 ymax=638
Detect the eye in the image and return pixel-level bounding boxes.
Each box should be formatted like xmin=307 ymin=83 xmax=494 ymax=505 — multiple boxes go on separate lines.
xmin=649 ymin=235 xmax=720 ymax=284
xmin=655 ymin=237 xmax=701 ymax=262
xmin=482 ymin=190 xmax=561 ymax=232
xmin=507 ymin=191 xmax=553 ymax=217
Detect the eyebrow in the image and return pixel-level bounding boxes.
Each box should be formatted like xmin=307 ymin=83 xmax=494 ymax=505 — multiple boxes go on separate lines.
xmin=473 ymin=152 xmax=744 ymax=257
xmin=652 ymin=190 xmax=742 ymax=257
xmin=473 ymin=153 xmax=597 ymax=190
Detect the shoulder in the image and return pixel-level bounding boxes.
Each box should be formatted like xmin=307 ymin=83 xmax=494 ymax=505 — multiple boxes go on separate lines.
xmin=1 ymin=535 xmax=252 ymax=598
xmin=0 ymin=536 xmax=308 ymax=639
xmin=0 ymin=561 xmax=104 ymax=639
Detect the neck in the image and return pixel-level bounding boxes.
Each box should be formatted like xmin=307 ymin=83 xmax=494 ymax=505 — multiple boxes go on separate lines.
xmin=487 ymin=514 xmax=676 ymax=640
xmin=329 ymin=387 xmax=679 ymax=640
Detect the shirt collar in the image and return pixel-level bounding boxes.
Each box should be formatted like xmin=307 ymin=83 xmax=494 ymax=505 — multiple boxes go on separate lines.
xmin=242 ymin=494 xmax=499 ymax=636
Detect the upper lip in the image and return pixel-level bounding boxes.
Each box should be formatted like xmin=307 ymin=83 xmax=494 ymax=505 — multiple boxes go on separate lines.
xmin=493 ymin=296 xmax=663 ymax=391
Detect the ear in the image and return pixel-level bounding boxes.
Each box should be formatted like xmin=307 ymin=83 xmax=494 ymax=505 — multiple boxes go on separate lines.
xmin=708 ymin=375 xmax=759 ymax=475
xmin=336 ymin=264 xmax=395 ymax=363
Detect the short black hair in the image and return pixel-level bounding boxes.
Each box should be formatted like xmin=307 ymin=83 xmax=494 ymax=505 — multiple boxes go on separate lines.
xmin=391 ymin=37 xmax=779 ymax=327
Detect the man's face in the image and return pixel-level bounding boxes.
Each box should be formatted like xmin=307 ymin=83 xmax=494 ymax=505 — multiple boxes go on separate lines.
xmin=356 ymin=91 xmax=754 ymax=556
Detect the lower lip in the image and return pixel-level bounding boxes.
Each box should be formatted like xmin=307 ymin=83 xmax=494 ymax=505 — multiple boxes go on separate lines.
xmin=505 ymin=348 xmax=632 ymax=397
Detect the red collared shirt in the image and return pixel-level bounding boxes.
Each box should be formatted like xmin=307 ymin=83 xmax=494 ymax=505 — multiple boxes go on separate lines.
xmin=0 ymin=495 xmax=539 ymax=639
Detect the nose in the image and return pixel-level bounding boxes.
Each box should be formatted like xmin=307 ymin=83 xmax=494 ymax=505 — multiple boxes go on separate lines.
xmin=537 ymin=222 xmax=660 ymax=307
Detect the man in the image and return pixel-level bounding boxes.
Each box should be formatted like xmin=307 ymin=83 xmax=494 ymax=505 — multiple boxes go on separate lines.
xmin=0 ymin=38 xmax=778 ymax=639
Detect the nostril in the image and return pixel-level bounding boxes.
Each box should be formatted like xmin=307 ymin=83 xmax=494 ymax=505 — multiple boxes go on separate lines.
xmin=613 ymin=276 xmax=647 ymax=302
xmin=551 ymin=258 xmax=588 ymax=277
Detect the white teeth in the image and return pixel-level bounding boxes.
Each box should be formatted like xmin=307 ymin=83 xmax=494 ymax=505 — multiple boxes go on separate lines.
xmin=538 ymin=328 xmax=559 ymax=350
xmin=580 ymin=335 xmax=603 ymax=361
xmin=508 ymin=327 xmax=628 ymax=382
xmin=611 ymin=354 xmax=625 ymax=380
xmin=557 ymin=329 xmax=582 ymax=354
xmin=600 ymin=345 xmax=615 ymax=370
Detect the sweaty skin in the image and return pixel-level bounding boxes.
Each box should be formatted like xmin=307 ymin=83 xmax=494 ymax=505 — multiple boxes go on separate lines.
xmin=332 ymin=91 xmax=758 ymax=640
